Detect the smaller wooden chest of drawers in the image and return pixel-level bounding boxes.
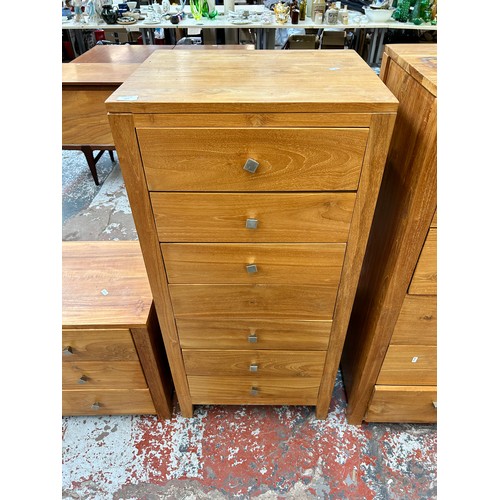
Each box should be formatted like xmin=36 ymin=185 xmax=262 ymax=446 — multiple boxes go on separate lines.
xmin=62 ymin=241 xmax=174 ymax=418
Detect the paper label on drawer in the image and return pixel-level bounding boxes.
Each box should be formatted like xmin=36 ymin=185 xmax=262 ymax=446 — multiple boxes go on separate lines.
xmin=117 ymin=95 xmax=139 ymax=101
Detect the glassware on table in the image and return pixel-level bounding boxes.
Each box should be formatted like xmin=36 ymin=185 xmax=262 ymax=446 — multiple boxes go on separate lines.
xmin=190 ymin=0 xmax=204 ymax=20
xmin=273 ymin=1 xmax=290 ymax=24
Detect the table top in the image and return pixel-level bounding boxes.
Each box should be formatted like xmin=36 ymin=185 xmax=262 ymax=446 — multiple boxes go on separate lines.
xmin=384 ymin=43 xmax=437 ymax=96
xmin=63 ymin=45 xmax=256 ymax=83
xmin=71 ymin=45 xmax=255 ymax=65
xmin=62 ymin=241 xmax=153 ymax=328
xmin=71 ymin=44 xmax=174 ymax=63
xmin=105 ymin=49 xmax=399 ymax=114
xmin=62 ymin=5 xmax=438 ymax=31
xmin=63 ymin=62 xmax=142 ymax=84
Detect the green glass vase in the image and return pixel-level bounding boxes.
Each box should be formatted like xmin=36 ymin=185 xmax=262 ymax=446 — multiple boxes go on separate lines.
xmin=190 ymin=0 xmax=204 ymax=21
xmin=393 ymin=0 xmax=410 ymax=22
xmin=203 ymin=0 xmax=218 ymax=18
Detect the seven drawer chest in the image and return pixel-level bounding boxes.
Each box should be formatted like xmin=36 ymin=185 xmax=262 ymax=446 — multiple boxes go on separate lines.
xmin=105 ymin=50 xmax=398 ymax=418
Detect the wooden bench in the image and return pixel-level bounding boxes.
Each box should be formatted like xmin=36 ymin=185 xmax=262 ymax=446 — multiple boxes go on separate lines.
xmin=62 ymin=241 xmax=174 ymax=418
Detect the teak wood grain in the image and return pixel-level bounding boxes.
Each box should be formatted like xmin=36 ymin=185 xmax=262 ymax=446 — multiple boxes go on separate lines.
xmin=138 ymin=127 xmax=368 ymax=191
xmin=187 ymin=376 xmax=321 ymax=405
xmin=62 ymin=389 xmax=155 ymax=416
xmin=63 ymin=63 xmax=140 ymax=85
xmin=62 ymin=241 xmax=174 ymax=418
xmin=106 ymin=51 xmax=398 ymax=418
xmin=408 ymin=228 xmax=437 ymax=295
xmin=376 ymin=345 xmax=437 ymax=385
xmin=62 ymin=361 xmax=148 ymax=389
xmin=133 ymin=113 xmax=373 ymax=129
xmin=105 ymin=51 xmax=398 ymax=114
xmin=340 ymin=44 xmax=437 ymax=424
xmin=71 ymin=45 xmax=173 ymax=64
xmin=431 ymin=210 xmax=437 ymax=228
xmin=62 ymin=329 xmax=139 ymax=361
xmin=169 ymin=284 xmax=338 ymax=319
xmin=364 ymin=385 xmax=437 ymax=423
xmin=176 ymin=319 xmax=332 ymax=350
xmin=107 ymin=113 xmax=193 ymax=417
xmin=315 ymin=112 xmax=396 ymax=419
xmin=151 ymin=193 xmax=356 ymax=243
xmin=62 ymin=242 xmax=153 ymax=328
xmin=130 ymin=306 xmax=174 ymax=419
xmin=161 ymin=243 xmax=346 ymax=285
xmin=391 ymin=295 xmax=437 ymax=345
xmin=183 ymin=350 xmax=326 ymax=377
xmin=62 ymin=88 xmax=117 ymax=146
xmin=382 ymin=44 xmax=437 ymax=97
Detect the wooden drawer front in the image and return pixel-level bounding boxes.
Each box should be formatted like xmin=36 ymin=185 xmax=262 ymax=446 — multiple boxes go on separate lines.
xmin=137 ymin=127 xmax=368 ymax=192
xmin=162 ymin=243 xmax=345 ymax=285
xmin=176 ymin=319 xmax=331 ymax=350
xmin=183 ymin=350 xmax=326 ymax=378
xmin=62 ymin=329 xmax=138 ymax=361
xmin=408 ymin=228 xmax=437 ymax=295
xmin=188 ymin=376 xmax=320 ymax=405
xmin=62 ymin=389 xmax=155 ymax=416
xmin=151 ymin=193 xmax=355 ymax=243
xmin=169 ymin=284 xmax=337 ymax=319
xmin=391 ymin=295 xmax=437 ymax=345
xmin=364 ymin=385 xmax=437 ymax=423
xmin=62 ymin=361 xmax=148 ymax=389
xmin=377 ymin=345 xmax=436 ymax=385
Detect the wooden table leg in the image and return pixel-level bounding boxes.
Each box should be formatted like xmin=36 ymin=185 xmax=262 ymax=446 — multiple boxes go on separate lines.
xmin=81 ymin=145 xmax=99 ymax=185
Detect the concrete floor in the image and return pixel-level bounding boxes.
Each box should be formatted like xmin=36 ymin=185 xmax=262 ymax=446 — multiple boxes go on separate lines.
xmin=62 ymin=151 xmax=437 ymax=499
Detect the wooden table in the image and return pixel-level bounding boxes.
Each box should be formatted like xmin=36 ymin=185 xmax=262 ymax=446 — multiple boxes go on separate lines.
xmin=62 ymin=241 xmax=174 ymax=418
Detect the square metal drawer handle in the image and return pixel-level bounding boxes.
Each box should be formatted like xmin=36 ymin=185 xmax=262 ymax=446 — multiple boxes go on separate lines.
xmin=250 ymin=386 xmax=259 ymax=396
xmin=246 ymin=264 xmax=258 ymax=274
xmin=243 ymin=158 xmax=260 ymax=174
xmin=245 ymin=218 xmax=259 ymax=229
xmin=249 ymin=364 xmax=259 ymax=372
xmin=62 ymin=346 xmax=73 ymax=356
xmin=248 ymin=333 xmax=258 ymax=343
xmin=78 ymin=375 xmax=89 ymax=384
xmin=91 ymin=402 xmax=101 ymax=410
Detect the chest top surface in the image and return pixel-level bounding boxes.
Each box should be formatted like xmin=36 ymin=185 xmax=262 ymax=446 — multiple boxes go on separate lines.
xmin=105 ymin=50 xmax=398 ymax=114
xmin=384 ymin=43 xmax=437 ymax=96
xmin=62 ymin=241 xmax=153 ymax=328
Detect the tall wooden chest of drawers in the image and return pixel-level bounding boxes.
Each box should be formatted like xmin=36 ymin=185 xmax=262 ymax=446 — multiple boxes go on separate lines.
xmin=106 ymin=50 xmax=398 ymax=418
xmin=341 ymin=44 xmax=437 ymax=424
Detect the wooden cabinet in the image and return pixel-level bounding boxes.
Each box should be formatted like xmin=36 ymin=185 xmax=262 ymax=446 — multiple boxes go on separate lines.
xmin=62 ymin=241 xmax=174 ymax=418
xmin=341 ymin=44 xmax=437 ymax=424
xmin=106 ymin=50 xmax=397 ymax=418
